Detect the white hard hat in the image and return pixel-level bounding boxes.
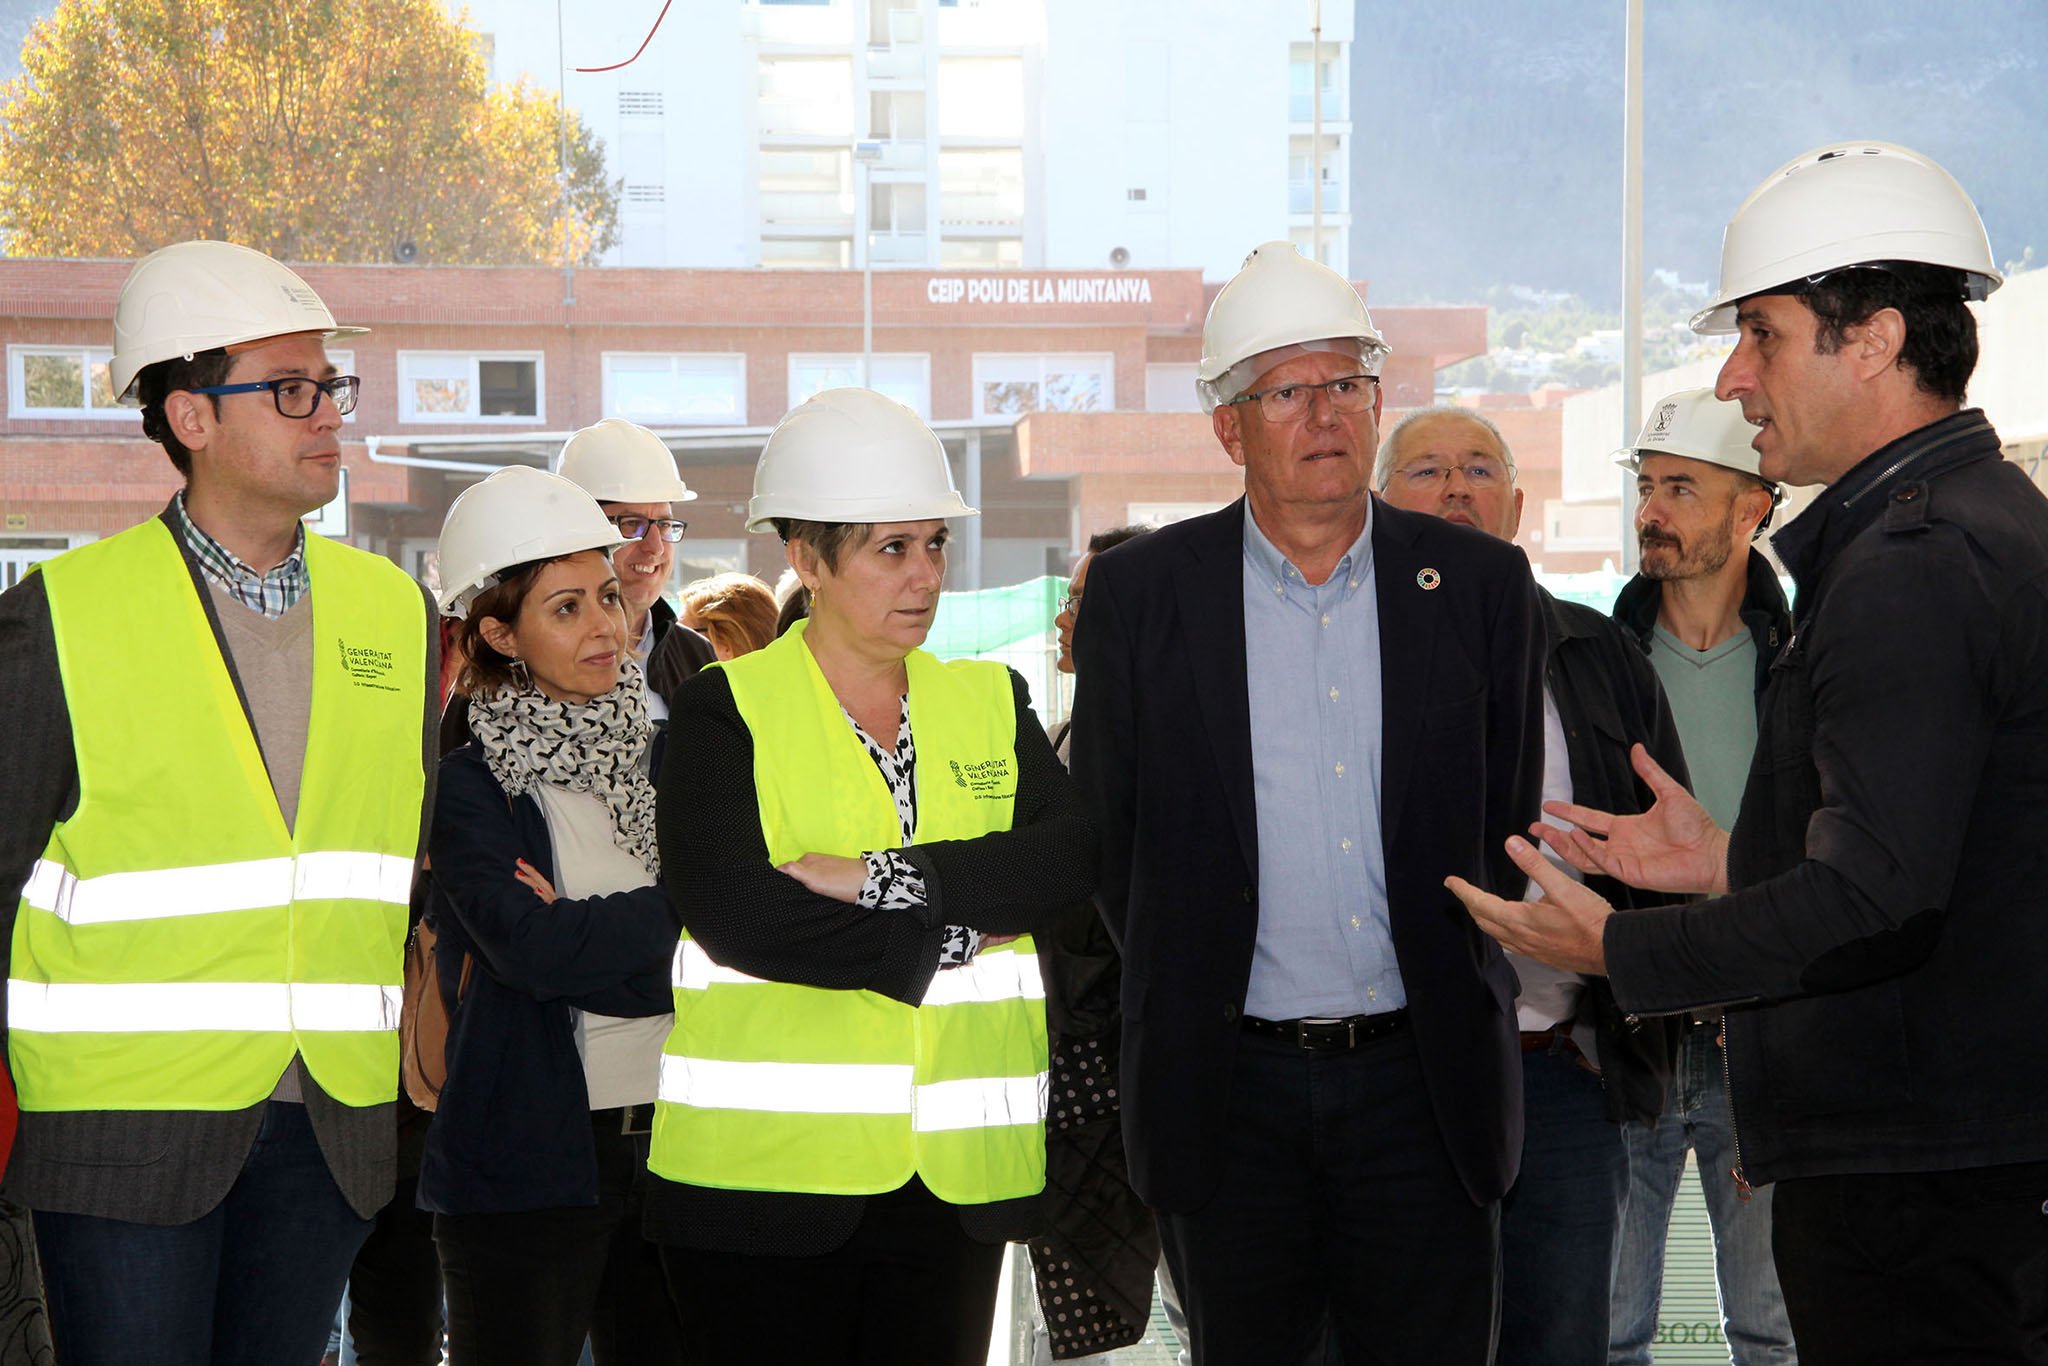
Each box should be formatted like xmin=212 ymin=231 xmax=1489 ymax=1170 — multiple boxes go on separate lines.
xmin=112 ymin=240 xmax=368 ymax=403
xmin=1615 ymin=388 xmax=1786 ymax=526
xmin=555 ymin=418 xmax=697 ymax=504
xmin=434 ymin=466 xmax=630 ymax=619
xmin=746 ymin=388 xmax=977 ymax=534
xmin=1196 ymin=240 xmax=1390 ymax=413
xmin=1614 ymin=389 xmax=1769 ymax=478
xmin=1691 ymin=142 xmax=2001 ymax=334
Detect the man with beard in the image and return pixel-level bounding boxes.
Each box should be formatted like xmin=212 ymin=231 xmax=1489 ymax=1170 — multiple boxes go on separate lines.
xmin=1604 ymin=387 xmax=1796 ymax=1366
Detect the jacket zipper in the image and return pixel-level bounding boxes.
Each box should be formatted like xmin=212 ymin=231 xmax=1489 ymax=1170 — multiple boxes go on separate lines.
xmin=1719 ymin=1011 xmax=1752 ymax=1201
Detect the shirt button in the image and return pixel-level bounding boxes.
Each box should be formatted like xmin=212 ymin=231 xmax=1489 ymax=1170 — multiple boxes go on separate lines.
xmin=1328 ymin=687 xmax=1339 ymax=701
xmin=1348 ymin=578 xmax=1359 ymax=589
xmin=1273 ymin=584 xmax=1285 ymax=596
xmin=1320 ymin=613 xmax=1331 ymax=627
xmin=1367 ymin=986 xmax=1378 ymax=1001
xmin=1334 ymin=762 xmax=1346 ymax=776
xmin=1341 ymin=838 xmax=1352 ymax=852
xmin=1350 ymin=915 xmax=1361 ymax=929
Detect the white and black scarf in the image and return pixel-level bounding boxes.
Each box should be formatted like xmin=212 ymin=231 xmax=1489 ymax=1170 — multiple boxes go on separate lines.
xmin=469 ymin=659 xmax=662 ymax=881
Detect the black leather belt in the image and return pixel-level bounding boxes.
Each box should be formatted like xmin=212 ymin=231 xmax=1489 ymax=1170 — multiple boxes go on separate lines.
xmin=1241 ymin=1009 xmax=1408 ymax=1051
xmin=594 ymin=1103 xmax=652 ymax=1136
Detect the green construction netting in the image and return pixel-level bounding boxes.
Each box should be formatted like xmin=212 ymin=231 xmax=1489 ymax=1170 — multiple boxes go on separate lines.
xmin=924 ymin=575 xmax=1064 ymax=659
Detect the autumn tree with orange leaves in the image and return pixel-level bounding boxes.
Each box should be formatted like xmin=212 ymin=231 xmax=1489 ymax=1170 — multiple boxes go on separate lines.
xmin=0 ymin=0 xmax=619 ymax=265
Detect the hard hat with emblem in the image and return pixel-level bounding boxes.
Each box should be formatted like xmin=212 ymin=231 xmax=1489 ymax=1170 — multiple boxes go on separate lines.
xmin=555 ymin=418 xmax=697 ymax=504
xmin=1691 ymin=142 xmax=2001 ymax=335
xmin=1196 ymin=240 xmax=1390 ymax=413
xmin=1615 ymin=387 xmax=1785 ymax=522
xmin=111 ymin=240 xmax=368 ymax=403
xmin=746 ymin=388 xmax=976 ymax=534
xmin=434 ymin=467 xmax=629 ymax=619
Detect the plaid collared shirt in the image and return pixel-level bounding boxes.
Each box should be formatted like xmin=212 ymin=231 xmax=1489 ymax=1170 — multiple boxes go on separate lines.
xmin=172 ymin=491 xmax=310 ymax=620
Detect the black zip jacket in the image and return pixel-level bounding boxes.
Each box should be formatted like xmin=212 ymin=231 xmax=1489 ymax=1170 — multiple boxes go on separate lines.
xmin=1605 ymin=410 xmax=2048 ymax=1184
xmin=1540 ymin=589 xmax=1691 ymax=1125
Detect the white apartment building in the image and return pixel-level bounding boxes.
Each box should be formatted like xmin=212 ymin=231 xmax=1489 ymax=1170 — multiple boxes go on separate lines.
xmin=469 ymin=0 xmax=1353 ymax=278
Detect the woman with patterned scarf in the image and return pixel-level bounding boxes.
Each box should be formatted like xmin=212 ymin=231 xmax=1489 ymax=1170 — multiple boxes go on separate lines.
xmin=417 ymin=467 xmax=685 ymax=1366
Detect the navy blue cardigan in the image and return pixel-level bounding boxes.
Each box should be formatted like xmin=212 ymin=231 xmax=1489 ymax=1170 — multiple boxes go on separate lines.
xmin=417 ymin=739 xmax=677 ymax=1215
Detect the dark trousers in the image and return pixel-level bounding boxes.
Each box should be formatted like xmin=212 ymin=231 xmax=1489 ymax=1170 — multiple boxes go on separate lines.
xmin=1497 ymin=1039 xmax=1627 ymax=1366
xmin=660 ymin=1176 xmax=1006 ymax=1366
xmin=347 ymin=1166 xmax=443 ymax=1365
xmin=433 ymin=1112 xmax=682 ymax=1366
xmin=1771 ymin=1160 xmax=2048 ymax=1365
xmin=35 ymin=1101 xmax=372 ymax=1366
xmin=1155 ymin=1027 xmax=1500 ymax=1366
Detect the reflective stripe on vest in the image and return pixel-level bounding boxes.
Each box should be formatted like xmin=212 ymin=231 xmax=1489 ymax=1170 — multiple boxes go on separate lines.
xmin=12 ymin=520 xmax=425 ymax=1112
xmin=20 ymin=852 xmax=413 ymax=925
xmin=649 ymin=622 xmax=1048 ymax=1204
xmin=8 ymin=981 xmax=403 ymax=1033
xmin=657 ymin=1057 xmax=1047 ymax=1132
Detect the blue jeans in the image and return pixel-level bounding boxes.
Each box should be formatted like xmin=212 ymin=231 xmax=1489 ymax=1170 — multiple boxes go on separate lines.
xmin=35 ymin=1101 xmax=374 ymax=1366
xmin=1608 ymin=1021 xmax=1796 ymax=1366
xmin=1499 ymin=1037 xmax=1628 ymax=1366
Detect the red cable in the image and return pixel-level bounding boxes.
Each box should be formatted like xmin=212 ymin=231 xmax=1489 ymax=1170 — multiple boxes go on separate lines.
xmin=574 ymin=0 xmax=674 ymax=72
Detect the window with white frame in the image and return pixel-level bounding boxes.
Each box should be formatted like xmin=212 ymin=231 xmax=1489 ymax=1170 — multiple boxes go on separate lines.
xmin=788 ymin=353 xmax=930 ymax=417
xmin=972 ymin=353 xmax=1113 ymax=418
xmin=397 ymin=352 xmax=542 ymax=423
xmin=603 ymin=353 xmax=746 ymax=425
xmin=327 ymin=349 xmax=356 ymax=424
xmin=1144 ymin=362 xmax=1200 ymax=413
xmin=9 ymin=345 xmax=121 ymax=418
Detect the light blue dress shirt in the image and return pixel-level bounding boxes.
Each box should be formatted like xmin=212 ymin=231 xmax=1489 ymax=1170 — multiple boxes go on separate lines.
xmin=1241 ymin=503 xmax=1402 ymax=1019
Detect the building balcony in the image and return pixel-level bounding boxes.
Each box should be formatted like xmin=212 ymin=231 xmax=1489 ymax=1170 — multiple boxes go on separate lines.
xmin=760 ymin=191 xmax=855 ymax=233
xmin=865 ymin=232 xmax=931 ymax=265
xmin=1288 ymin=181 xmax=1349 ymax=215
xmin=1288 ymin=90 xmax=1349 ymax=124
xmin=869 ymin=138 xmax=927 ymax=172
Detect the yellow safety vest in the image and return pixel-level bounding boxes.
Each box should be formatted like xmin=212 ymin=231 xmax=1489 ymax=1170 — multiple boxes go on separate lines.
xmin=649 ymin=622 xmax=1048 ymax=1204
xmin=10 ymin=518 xmax=426 ymax=1111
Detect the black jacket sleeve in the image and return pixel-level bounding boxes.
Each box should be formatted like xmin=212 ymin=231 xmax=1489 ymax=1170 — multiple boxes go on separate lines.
xmin=1605 ymin=522 xmax=2033 ymax=1012
xmin=902 ymin=670 xmax=1101 ymax=935
xmin=0 ymin=576 xmax=77 ymax=1059
xmin=657 ymin=667 xmax=1099 ymax=1006
xmin=428 ymin=752 xmax=677 ymax=1005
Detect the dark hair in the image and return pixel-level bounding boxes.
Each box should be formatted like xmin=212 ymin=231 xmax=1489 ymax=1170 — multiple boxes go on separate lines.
xmin=1087 ymin=523 xmax=1153 ymax=555
xmin=453 ymin=558 xmax=552 ymax=696
xmin=134 ymin=349 xmax=233 ymax=477
xmin=775 ymin=583 xmax=810 ymax=638
xmin=1799 ymin=262 xmax=1978 ymax=406
xmin=681 ymin=572 xmax=779 ymax=658
xmin=770 ymin=518 xmax=871 ymax=574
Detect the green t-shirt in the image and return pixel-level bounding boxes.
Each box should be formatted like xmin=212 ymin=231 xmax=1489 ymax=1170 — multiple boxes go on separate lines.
xmin=1649 ymin=624 xmax=1759 ymax=830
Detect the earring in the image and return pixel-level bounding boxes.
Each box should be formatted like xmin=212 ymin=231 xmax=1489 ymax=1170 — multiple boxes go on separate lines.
xmin=508 ymin=657 xmax=531 ymax=690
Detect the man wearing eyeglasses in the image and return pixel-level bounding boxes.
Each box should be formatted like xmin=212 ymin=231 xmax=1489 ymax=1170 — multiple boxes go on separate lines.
xmin=1069 ymin=241 xmax=1544 ymax=1363
xmin=555 ymin=417 xmax=712 ymax=718
xmin=1376 ymin=407 xmax=1689 ymax=1366
xmin=0 ymin=240 xmax=438 ymax=1365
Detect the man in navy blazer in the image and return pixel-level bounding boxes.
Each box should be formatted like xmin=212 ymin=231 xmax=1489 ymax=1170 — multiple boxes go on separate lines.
xmin=1070 ymin=242 xmax=1544 ymax=1364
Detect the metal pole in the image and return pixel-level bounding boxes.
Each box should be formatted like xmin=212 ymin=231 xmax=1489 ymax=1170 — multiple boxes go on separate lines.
xmin=556 ymin=0 xmax=575 ymax=305
xmin=962 ymin=430 xmax=984 ymax=590
xmin=855 ymin=143 xmax=882 ymax=388
xmin=1619 ymin=0 xmax=1643 ymax=574
xmin=1310 ymin=0 xmax=1323 ymax=260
